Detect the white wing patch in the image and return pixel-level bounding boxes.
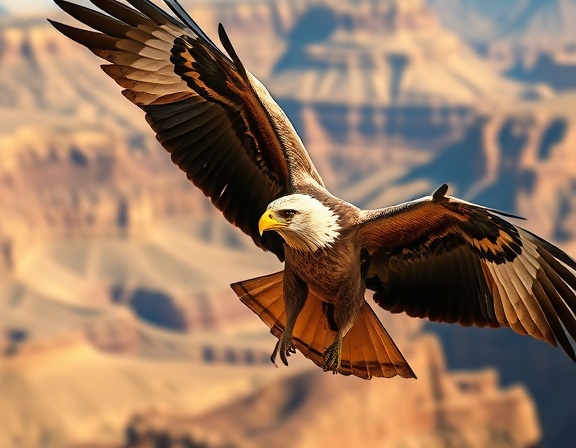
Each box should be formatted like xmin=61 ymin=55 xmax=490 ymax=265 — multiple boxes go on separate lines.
xmin=483 ymin=233 xmax=554 ymax=343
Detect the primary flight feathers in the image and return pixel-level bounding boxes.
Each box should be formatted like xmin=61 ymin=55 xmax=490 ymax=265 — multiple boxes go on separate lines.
xmin=49 ymin=0 xmax=323 ymax=259
xmin=51 ymin=0 xmax=576 ymax=379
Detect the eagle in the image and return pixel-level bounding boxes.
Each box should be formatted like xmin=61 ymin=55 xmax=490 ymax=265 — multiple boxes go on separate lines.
xmin=51 ymin=0 xmax=576 ymax=379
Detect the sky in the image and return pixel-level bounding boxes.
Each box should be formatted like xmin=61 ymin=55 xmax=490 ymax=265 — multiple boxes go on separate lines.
xmin=0 ymin=0 xmax=251 ymax=15
xmin=1 ymin=0 xmax=56 ymax=13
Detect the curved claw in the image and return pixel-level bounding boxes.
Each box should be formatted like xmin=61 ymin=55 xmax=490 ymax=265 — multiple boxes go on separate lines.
xmin=270 ymin=334 xmax=296 ymax=367
xmin=280 ymin=347 xmax=290 ymax=366
xmin=270 ymin=339 xmax=281 ymax=367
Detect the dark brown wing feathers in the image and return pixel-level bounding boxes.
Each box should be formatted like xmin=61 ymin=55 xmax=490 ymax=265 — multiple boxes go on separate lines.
xmin=361 ymin=188 xmax=576 ymax=361
xmin=50 ymin=0 xmax=324 ymax=259
xmin=217 ymin=23 xmax=249 ymax=81
xmin=169 ymin=35 xmax=291 ymax=187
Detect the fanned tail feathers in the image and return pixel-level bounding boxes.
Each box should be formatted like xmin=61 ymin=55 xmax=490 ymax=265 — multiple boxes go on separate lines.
xmin=231 ymin=272 xmax=416 ymax=380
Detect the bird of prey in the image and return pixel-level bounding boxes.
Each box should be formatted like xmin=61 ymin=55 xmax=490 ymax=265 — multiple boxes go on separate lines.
xmin=51 ymin=0 xmax=576 ymax=379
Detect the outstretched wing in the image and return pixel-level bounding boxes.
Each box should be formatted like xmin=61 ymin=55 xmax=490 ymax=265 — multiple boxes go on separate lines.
xmin=358 ymin=184 xmax=576 ymax=361
xmin=50 ymin=0 xmax=324 ymax=259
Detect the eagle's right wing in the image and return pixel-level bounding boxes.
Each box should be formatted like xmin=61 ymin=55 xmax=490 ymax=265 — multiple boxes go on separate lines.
xmin=50 ymin=0 xmax=325 ymax=260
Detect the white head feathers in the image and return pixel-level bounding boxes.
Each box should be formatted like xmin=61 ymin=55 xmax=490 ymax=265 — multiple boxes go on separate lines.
xmin=266 ymin=194 xmax=341 ymax=252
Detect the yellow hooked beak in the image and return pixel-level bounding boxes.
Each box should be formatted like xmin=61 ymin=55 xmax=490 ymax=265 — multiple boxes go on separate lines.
xmin=258 ymin=211 xmax=286 ymax=236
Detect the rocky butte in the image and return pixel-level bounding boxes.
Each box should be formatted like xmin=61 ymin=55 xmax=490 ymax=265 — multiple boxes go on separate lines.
xmin=117 ymin=337 xmax=539 ymax=448
xmin=427 ymin=0 xmax=576 ymax=92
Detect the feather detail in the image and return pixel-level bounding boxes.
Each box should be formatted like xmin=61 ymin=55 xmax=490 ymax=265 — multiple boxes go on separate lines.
xmin=362 ymin=187 xmax=576 ymax=362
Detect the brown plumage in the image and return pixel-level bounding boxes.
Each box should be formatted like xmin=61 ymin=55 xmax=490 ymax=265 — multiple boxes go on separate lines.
xmin=51 ymin=0 xmax=576 ymax=379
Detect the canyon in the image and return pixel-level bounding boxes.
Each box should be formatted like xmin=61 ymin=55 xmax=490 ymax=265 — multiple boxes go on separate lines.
xmin=1 ymin=0 xmax=575 ymax=446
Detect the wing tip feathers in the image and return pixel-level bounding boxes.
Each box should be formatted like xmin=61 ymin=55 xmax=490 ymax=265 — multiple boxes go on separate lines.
xmin=217 ymin=22 xmax=248 ymax=80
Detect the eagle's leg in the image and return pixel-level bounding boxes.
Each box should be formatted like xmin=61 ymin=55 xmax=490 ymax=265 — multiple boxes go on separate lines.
xmin=271 ymin=269 xmax=308 ymax=367
xmin=323 ymin=253 xmax=368 ymax=373
xmin=322 ymin=296 xmax=363 ymax=373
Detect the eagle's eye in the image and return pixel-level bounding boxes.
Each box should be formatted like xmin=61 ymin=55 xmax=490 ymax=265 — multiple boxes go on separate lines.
xmin=278 ymin=209 xmax=298 ymax=220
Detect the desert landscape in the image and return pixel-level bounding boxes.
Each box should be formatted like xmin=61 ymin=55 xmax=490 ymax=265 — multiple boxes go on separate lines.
xmin=0 ymin=0 xmax=575 ymax=446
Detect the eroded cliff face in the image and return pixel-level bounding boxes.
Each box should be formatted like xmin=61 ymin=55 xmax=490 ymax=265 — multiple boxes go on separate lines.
xmin=388 ymin=103 xmax=576 ymax=251
xmin=507 ymin=51 xmax=576 ymax=92
xmin=427 ymin=0 xmax=576 ymax=100
xmin=95 ymin=336 xmax=540 ymax=448
xmin=427 ymin=0 xmax=576 ymax=52
xmin=268 ymin=0 xmax=532 ymax=108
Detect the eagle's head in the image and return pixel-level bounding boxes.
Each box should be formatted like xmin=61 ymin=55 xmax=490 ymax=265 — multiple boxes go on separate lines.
xmin=259 ymin=194 xmax=341 ymax=252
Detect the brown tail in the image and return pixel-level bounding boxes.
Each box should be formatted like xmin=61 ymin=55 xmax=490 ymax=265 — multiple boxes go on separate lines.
xmin=231 ymin=271 xmax=416 ymax=380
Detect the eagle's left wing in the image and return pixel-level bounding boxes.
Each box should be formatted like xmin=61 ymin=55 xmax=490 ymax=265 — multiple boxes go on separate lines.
xmin=358 ymin=185 xmax=576 ymax=361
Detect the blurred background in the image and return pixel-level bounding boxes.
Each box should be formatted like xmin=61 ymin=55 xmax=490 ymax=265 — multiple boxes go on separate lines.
xmin=0 ymin=0 xmax=575 ymax=446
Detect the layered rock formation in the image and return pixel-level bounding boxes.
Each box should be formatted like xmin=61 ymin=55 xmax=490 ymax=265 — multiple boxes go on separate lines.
xmin=428 ymin=0 xmax=576 ymax=84
xmin=373 ymin=95 xmax=576 ymax=246
xmin=8 ymin=309 xmax=540 ymax=442
xmin=428 ymin=0 xmax=576 ymax=52
xmin=261 ymin=0 xmax=552 ymax=191
xmin=111 ymin=336 xmax=540 ymax=448
xmin=0 ymin=331 xmax=302 ymax=448
xmin=507 ymin=51 xmax=576 ymax=92
xmin=268 ymin=0 xmax=532 ymax=107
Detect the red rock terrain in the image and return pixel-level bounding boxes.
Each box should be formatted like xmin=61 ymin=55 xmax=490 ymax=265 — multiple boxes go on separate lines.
xmin=1 ymin=0 xmax=575 ymax=446
xmin=73 ymin=336 xmax=540 ymax=448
